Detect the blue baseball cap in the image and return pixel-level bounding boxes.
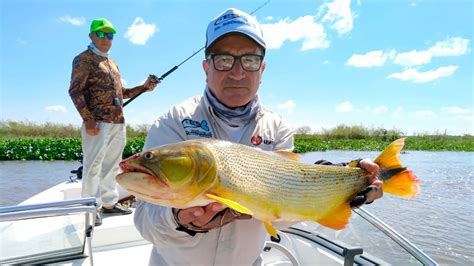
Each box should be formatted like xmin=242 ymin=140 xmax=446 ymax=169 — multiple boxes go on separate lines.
xmin=205 ymin=8 xmax=266 ymax=51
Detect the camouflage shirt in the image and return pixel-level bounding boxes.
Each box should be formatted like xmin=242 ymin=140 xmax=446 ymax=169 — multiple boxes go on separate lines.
xmin=68 ymin=49 xmax=144 ymax=123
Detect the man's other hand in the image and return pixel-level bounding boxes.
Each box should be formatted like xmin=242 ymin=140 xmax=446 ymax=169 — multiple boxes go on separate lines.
xmin=350 ymin=159 xmax=383 ymax=208
xmin=144 ymin=75 xmax=160 ymax=91
xmin=177 ymin=203 xmax=225 ymax=228
xmin=85 ymin=120 xmax=99 ymax=136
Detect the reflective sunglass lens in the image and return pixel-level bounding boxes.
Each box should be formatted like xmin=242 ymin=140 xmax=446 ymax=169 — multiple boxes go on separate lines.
xmin=95 ymin=32 xmax=114 ymax=39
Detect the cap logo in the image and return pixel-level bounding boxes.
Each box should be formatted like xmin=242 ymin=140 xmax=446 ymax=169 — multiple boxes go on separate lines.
xmin=206 ymin=8 xmax=265 ymax=49
xmin=214 ymin=13 xmax=240 ymax=25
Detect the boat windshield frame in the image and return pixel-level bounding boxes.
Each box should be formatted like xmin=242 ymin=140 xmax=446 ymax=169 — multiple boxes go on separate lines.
xmin=0 ymin=197 xmax=97 ymax=265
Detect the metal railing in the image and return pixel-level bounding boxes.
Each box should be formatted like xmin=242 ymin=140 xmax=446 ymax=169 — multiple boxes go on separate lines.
xmin=0 ymin=197 xmax=97 ymax=265
xmin=354 ymin=207 xmax=438 ymax=266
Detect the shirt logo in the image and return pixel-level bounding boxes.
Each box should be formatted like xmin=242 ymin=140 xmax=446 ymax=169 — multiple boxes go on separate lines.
xmin=251 ymin=135 xmax=262 ymax=145
xmin=182 ymin=119 xmax=209 ymax=131
xmin=182 ymin=119 xmax=212 ymax=138
xmin=251 ymin=135 xmax=275 ymax=146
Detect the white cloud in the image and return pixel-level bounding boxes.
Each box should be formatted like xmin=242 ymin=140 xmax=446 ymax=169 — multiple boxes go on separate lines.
xmin=414 ymin=110 xmax=436 ymax=117
xmin=456 ymin=115 xmax=474 ymax=122
xmin=262 ymin=16 xmax=329 ymax=51
xmin=277 ymin=100 xmax=296 ymax=113
xmin=336 ymin=101 xmax=353 ymax=112
xmin=17 ymin=37 xmax=27 ymax=45
xmin=393 ymin=50 xmax=432 ymax=66
xmin=121 ymin=79 xmax=128 ymax=86
xmin=124 ymin=17 xmax=158 ymax=45
xmin=392 ymin=107 xmax=403 ymax=118
xmin=428 ymin=37 xmax=470 ymax=57
xmin=442 ymin=106 xmax=470 ymax=114
xmin=346 ymin=50 xmax=389 ymax=67
xmin=373 ymin=105 xmax=388 ymax=114
xmin=392 ymin=37 xmax=470 ymax=67
xmin=45 ymin=105 xmax=67 ymax=113
xmin=387 ymin=65 xmax=458 ymax=83
xmin=347 ymin=36 xmax=470 ymax=70
xmin=58 ymin=15 xmax=85 ymax=26
xmin=320 ymin=0 xmax=354 ymax=35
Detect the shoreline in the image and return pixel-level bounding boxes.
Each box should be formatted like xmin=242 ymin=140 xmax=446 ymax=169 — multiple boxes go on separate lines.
xmin=1 ymin=135 xmax=473 ymax=160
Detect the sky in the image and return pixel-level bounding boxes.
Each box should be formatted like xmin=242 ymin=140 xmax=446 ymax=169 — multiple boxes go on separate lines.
xmin=1 ymin=0 xmax=472 ymax=135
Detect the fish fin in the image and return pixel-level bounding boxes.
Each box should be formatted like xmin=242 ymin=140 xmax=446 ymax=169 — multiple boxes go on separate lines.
xmin=264 ymin=221 xmax=278 ymax=238
xmin=317 ymin=204 xmax=352 ymax=230
xmin=383 ymin=170 xmax=420 ymax=197
xmin=374 ymin=138 xmax=406 ymax=169
xmin=373 ymin=138 xmax=420 ymax=197
xmin=348 ymin=161 xmax=359 ymax=167
xmin=273 ymin=150 xmax=300 ymax=161
xmin=205 ymin=193 xmax=253 ymax=215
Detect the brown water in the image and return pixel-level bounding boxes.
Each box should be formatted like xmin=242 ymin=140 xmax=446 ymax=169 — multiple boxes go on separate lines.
xmin=0 ymin=151 xmax=473 ymax=265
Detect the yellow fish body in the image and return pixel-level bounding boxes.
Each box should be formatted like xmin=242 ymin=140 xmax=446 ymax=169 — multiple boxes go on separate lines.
xmin=117 ymin=138 xmax=419 ymax=236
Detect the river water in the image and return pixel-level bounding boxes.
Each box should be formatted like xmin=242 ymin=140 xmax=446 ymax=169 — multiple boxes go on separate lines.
xmin=0 ymin=151 xmax=473 ymax=265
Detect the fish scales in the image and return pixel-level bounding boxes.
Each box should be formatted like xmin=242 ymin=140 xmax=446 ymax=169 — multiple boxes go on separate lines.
xmin=117 ymin=138 xmax=419 ymax=234
xmin=206 ymin=140 xmax=370 ymax=220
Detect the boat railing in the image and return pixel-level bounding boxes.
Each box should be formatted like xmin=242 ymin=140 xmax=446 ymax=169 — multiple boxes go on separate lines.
xmin=0 ymin=197 xmax=97 ymax=265
xmin=275 ymin=227 xmax=375 ymax=265
xmin=354 ymin=207 xmax=438 ymax=266
xmin=0 ymin=197 xmax=97 ymax=214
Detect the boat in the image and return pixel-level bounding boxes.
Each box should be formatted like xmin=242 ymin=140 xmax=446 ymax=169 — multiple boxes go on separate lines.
xmin=0 ymin=175 xmax=438 ymax=265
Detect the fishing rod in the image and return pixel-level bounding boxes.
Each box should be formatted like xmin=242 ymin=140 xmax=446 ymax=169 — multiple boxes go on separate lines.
xmin=123 ymin=0 xmax=271 ymax=107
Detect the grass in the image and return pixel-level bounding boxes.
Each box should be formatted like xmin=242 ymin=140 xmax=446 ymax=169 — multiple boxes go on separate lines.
xmin=0 ymin=120 xmax=472 ymax=160
xmin=0 ymin=120 xmax=148 ymax=139
xmin=293 ymin=135 xmax=473 ymax=153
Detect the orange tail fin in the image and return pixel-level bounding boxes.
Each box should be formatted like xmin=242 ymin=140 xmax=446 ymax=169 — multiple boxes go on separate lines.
xmin=374 ymin=138 xmax=420 ymax=197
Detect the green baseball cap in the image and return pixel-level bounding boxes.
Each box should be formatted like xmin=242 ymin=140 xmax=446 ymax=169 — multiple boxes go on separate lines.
xmin=90 ymin=18 xmax=117 ymax=34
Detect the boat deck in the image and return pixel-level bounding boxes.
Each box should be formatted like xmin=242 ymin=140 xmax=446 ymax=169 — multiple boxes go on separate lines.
xmin=1 ymin=180 xmax=436 ymax=265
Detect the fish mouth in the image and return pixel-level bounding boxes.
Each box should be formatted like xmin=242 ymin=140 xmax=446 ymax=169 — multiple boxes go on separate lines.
xmin=118 ymin=156 xmax=169 ymax=190
xmin=127 ymin=187 xmax=169 ymax=201
xmin=119 ymin=156 xmax=155 ymax=177
xmin=116 ymin=171 xmax=175 ymax=202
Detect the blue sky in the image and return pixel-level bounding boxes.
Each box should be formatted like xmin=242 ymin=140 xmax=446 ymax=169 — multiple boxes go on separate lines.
xmin=1 ymin=0 xmax=472 ymax=135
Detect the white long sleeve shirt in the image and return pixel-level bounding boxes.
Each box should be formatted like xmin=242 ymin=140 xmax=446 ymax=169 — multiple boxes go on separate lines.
xmin=134 ymin=95 xmax=294 ymax=265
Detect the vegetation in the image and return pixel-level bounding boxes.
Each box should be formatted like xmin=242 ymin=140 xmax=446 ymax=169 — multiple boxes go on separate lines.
xmin=0 ymin=120 xmax=148 ymax=139
xmin=293 ymin=135 xmax=473 ymax=153
xmin=0 ymin=137 xmax=145 ymax=160
xmin=0 ymin=121 xmax=472 ymax=160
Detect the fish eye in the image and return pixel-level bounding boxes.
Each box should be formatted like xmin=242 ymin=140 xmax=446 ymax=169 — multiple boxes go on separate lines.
xmin=143 ymin=152 xmax=154 ymax=160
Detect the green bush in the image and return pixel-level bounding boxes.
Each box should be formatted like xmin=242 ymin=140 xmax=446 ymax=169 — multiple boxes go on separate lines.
xmin=0 ymin=137 xmax=146 ymax=160
xmin=0 ymin=121 xmax=472 ymax=160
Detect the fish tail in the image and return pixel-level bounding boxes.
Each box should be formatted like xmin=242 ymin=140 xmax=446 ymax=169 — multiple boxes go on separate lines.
xmin=374 ymin=138 xmax=420 ymax=197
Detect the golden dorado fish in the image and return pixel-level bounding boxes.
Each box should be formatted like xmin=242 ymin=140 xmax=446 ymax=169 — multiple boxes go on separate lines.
xmin=117 ymin=138 xmax=419 ymax=236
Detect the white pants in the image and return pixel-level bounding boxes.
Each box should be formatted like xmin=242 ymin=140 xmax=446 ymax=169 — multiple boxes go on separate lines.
xmin=81 ymin=122 xmax=126 ymax=208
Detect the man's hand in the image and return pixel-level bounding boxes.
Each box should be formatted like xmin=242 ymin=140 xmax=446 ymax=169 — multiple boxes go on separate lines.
xmin=84 ymin=120 xmax=99 ymax=136
xmin=350 ymin=159 xmax=383 ymax=208
xmin=174 ymin=202 xmax=252 ymax=235
xmin=144 ymin=75 xmax=160 ymax=91
xmin=176 ymin=202 xmax=225 ymax=228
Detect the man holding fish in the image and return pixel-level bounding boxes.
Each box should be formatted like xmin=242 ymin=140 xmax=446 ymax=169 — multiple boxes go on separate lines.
xmin=132 ymin=8 xmax=384 ymax=265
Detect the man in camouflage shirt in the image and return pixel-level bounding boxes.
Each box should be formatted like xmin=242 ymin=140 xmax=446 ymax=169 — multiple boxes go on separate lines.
xmin=69 ymin=18 xmax=158 ymax=225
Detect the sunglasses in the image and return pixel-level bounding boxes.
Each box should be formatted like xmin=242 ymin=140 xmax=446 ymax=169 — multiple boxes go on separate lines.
xmin=94 ymin=31 xmax=114 ymax=40
xmin=207 ymin=54 xmax=264 ymax=72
